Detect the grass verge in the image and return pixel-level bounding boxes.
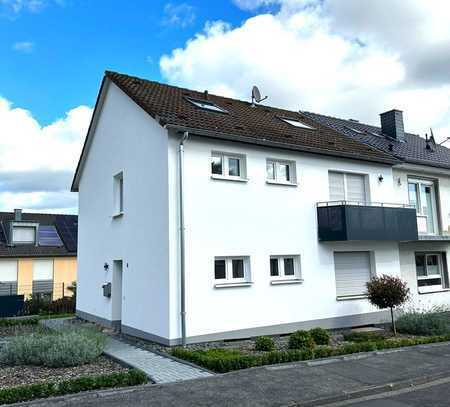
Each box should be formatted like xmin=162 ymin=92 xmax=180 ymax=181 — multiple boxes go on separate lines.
xmin=172 ymin=334 xmax=450 ymax=373
xmin=0 ymin=369 xmax=148 ymax=405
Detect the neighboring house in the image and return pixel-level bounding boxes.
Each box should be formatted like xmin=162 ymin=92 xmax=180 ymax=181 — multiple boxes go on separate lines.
xmin=72 ymin=71 xmax=450 ymax=345
xmin=0 ymin=209 xmax=78 ymax=300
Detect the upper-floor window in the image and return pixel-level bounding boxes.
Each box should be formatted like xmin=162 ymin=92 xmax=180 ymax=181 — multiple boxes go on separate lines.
xmin=12 ymin=224 xmax=37 ymax=245
xmin=279 ymin=117 xmax=315 ymax=129
xmin=211 ymin=152 xmax=247 ymax=181
xmin=187 ymin=97 xmax=227 ymax=113
xmin=329 ymin=171 xmax=367 ymax=202
xmin=266 ymin=159 xmax=297 ymax=185
xmin=415 ymin=252 xmax=449 ymax=293
xmin=113 ymin=172 xmax=124 ymax=217
xmin=408 ymin=178 xmax=438 ymax=235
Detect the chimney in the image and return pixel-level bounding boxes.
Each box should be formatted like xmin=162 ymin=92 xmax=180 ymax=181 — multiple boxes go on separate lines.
xmin=380 ymin=109 xmax=405 ymax=141
xmin=14 ymin=209 xmax=22 ymax=221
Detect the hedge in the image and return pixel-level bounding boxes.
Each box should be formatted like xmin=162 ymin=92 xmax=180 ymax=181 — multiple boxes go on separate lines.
xmin=0 ymin=369 xmax=148 ymax=405
xmin=172 ymin=334 xmax=450 ymax=373
xmin=0 ymin=318 xmax=39 ymax=327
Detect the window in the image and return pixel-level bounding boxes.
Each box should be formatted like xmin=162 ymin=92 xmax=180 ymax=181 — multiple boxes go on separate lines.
xmin=279 ymin=117 xmax=315 ymax=129
xmin=334 ymin=252 xmax=373 ymax=299
xmin=113 ymin=172 xmax=124 ymax=216
xmin=12 ymin=225 xmax=37 ymax=245
xmin=187 ymin=97 xmax=227 ymax=113
xmin=0 ymin=260 xmax=18 ymax=296
xmin=211 ymin=152 xmax=246 ymax=180
xmin=415 ymin=253 xmax=449 ymax=293
xmin=214 ymin=256 xmax=251 ymax=285
xmin=344 ymin=126 xmax=364 ymax=134
xmin=270 ymin=255 xmax=301 ymax=283
xmin=329 ymin=172 xmax=367 ymax=202
xmin=266 ymin=159 xmax=296 ymax=184
xmin=33 ymin=259 xmax=54 ymax=297
xmin=408 ymin=179 xmax=438 ymax=235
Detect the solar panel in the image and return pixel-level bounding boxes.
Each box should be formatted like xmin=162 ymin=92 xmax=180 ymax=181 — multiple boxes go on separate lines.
xmin=38 ymin=225 xmax=63 ymax=246
xmin=55 ymin=216 xmax=78 ymax=253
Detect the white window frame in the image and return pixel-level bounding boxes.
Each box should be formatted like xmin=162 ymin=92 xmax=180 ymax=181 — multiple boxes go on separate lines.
xmin=113 ymin=172 xmax=124 ymax=217
xmin=187 ymin=97 xmax=228 ymax=113
xmin=270 ymin=255 xmax=302 ymax=285
xmin=266 ymin=159 xmax=297 ymax=186
xmin=415 ymin=252 xmax=449 ymax=294
xmin=279 ymin=117 xmax=315 ymax=129
xmin=210 ymin=152 xmax=247 ymax=182
xmin=328 ymin=171 xmax=369 ymax=203
xmin=408 ymin=178 xmax=439 ymax=235
xmin=214 ymin=256 xmax=252 ymax=287
xmin=11 ymin=222 xmax=38 ymax=245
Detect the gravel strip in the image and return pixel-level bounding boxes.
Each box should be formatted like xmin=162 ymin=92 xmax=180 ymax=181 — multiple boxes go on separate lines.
xmin=0 ymin=356 xmax=128 ymax=389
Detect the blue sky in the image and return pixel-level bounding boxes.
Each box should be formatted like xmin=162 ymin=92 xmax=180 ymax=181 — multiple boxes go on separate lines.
xmin=0 ymin=0 xmax=253 ymax=124
xmin=1 ymin=0 xmax=450 ymax=213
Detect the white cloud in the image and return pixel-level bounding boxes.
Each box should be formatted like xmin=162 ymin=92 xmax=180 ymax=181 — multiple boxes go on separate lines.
xmin=162 ymin=2 xmax=196 ymax=28
xmin=12 ymin=41 xmax=34 ymax=53
xmin=0 ymin=97 xmax=92 ymax=213
xmin=0 ymin=0 xmax=46 ymax=14
xmin=160 ymin=0 xmax=450 ymax=142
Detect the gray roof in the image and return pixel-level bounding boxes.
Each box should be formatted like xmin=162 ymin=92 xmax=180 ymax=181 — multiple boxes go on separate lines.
xmin=0 ymin=212 xmax=77 ymax=258
xmin=301 ymin=111 xmax=450 ymax=170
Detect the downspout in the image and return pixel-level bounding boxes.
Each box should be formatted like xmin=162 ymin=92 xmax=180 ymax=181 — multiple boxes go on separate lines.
xmin=179 ymin=131 xmax=189 ymax=347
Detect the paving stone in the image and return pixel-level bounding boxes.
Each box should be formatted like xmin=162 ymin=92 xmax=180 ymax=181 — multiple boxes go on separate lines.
xmin=104 ymin=338 xmax=213 ymax=384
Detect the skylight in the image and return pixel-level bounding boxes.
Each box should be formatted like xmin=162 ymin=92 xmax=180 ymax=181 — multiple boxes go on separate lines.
xmin=280 ymin=117 xmax=315 ymax=129
xmin=344 ymin=126 xmax=364 ymax=134
xmin=187 ymin=97 xmax=227 ymax=113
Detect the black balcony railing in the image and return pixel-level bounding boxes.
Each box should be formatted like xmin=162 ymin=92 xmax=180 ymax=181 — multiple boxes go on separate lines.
xmin=317 ymin=201 xmax=419 ymax=242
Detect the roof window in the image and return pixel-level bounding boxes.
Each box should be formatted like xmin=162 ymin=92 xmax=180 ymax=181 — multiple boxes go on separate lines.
xmin=344 ymin=126 xmax=364 ymax=134
xmin=280 ymin=117 xmax=315 ymax=129
xmin=187 ymin=97 xmax=227 ymax=113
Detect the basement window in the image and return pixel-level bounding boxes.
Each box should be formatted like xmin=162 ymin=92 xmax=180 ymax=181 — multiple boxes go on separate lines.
xmin=187 ymin=97 xmax=227 ymax=113
xmin=279 ymin=117 xmax=315 ymax=129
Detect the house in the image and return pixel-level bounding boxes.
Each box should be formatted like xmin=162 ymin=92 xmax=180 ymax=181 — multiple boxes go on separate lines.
xmin=72 ymin=71 xmax=450 ymax=345
xmin=0 ymin=209 xmax=78 ymax=300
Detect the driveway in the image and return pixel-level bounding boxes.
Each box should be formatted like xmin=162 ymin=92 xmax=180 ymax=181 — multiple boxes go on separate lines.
xmin=13 ymin=342 xmax=450 ymax=407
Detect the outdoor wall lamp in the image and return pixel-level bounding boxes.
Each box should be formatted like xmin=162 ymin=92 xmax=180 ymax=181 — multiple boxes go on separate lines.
xmin=378 ymin=174 xmax=384 ymax=182
xmin=104 ymin=262 xmax=109 ymax=271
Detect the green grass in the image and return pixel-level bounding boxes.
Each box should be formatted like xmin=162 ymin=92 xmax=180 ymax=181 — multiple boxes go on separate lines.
xmin=0 ymin=369 xmax=148 ymax=405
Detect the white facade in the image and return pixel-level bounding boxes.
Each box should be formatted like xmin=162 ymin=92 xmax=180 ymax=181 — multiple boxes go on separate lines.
xmin=75 ymin=80 xmax=450 ymax=345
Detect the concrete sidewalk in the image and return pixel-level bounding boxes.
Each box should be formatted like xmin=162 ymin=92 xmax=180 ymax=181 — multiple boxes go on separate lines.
xmin=14 ymin=342 xmax=450 ymax=407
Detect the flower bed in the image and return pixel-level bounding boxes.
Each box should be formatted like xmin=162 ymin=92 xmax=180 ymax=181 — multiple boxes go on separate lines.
xmin=0 ymin=368 xmax=148 ymax=405
xmin=172 ymin=333 xmax=450 ymax=373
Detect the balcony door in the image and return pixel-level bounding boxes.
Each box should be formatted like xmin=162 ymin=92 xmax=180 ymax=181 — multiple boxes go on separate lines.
xmin=408 ymin=179 xmax=438 ymax=235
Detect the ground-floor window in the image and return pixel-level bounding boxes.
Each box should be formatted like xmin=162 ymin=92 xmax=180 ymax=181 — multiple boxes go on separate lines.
xmin=214 ymin=256 xmax=251 ymax=285
xmin=334 ymin=251 xmax=373 ymax=299
xmin=0 ymin=260 xmax=18 ymax=296
xmin=32 ymin=259 xmax=54 ymax=298
xmin=270 ymin=255 xmax=301 ymax=281
xmin=415 ymin=252 xmax=450 ymax=293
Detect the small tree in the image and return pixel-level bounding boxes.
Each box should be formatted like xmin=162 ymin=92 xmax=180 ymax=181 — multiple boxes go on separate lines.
xmin=367 ymin=275 xmax=409 ymax=336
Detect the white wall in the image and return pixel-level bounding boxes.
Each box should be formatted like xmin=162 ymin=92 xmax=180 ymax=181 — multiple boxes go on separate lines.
xmin=77 ymin=81 xmax=170 ymax=339
xmin=169 ymin=135 xmax=401 ymax=340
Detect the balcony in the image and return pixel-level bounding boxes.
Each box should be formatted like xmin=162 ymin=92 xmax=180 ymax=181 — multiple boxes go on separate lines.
xmin=317 ymin=201 xmax=418 ymax=242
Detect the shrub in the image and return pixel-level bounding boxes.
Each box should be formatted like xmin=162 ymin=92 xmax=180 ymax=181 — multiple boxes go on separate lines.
xmin=172 ymin=334 xmax=450 ymax=373
xmin=343 ymin=331 xmax=384 ymax=343
xmin=309 ymin=328 xmax=330 ymax=345
xmin=254 ymin=336 xmax=275 ymax=352
xmin=288 ymin=330 xmax=315 ymax=350
xmin=396 ymin=308 xmax=450 ymax=336
xmin=0 ymin=317 xmax=39 ymax=327
xmin=0 ymin=326 xmax=106 ymax=367
xmin=367 ymin=275 xmax=410 ymax=335
xmin=0 ymin=369 xmax=148 ymax=405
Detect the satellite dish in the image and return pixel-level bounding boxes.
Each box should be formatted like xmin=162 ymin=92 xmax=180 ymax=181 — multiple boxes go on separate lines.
xmin=251 ymin=85 xmax=268 ymax=107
